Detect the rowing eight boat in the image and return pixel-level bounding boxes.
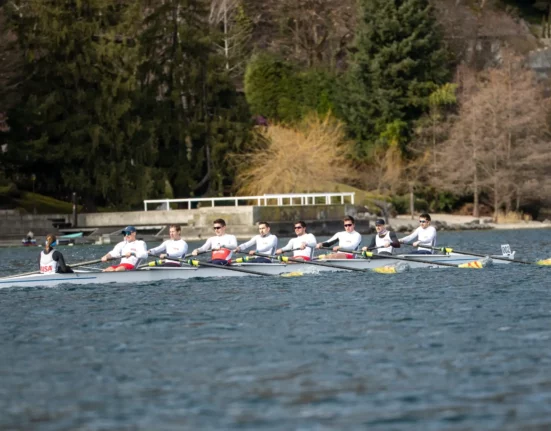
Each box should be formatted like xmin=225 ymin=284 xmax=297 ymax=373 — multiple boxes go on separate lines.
xmin=0 ymin=250 xmax=516 ymax=288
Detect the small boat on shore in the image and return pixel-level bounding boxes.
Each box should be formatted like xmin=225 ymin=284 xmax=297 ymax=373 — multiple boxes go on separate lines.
xmin=21 ymin=238 xmax=38 ymax=247
xmin=0 ymin=250 xmax=515 ymax=288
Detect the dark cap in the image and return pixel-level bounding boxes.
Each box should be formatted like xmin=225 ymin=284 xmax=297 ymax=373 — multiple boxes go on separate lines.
xmin=375 ymin=219 xmax=385 ymax=226
xmin=121 ymin=225 xmax=137 ymax=235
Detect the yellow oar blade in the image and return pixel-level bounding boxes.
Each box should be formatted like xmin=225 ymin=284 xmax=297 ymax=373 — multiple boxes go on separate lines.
xmin=280 ymin=271 xmax=304 ymax=277
xmin=457 ymin=257 xmax=491 ymax=269
xmin=536 ymin=258 xmax=551 ymax=266
xmin=372 ymin=262 xmax=410 ymax=274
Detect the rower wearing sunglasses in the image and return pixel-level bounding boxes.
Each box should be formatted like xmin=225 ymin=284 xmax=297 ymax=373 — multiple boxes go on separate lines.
xmin=315 ymin=215 xmax=362 ymax=259
xmin=191 ymin=218 xmax=237 ymax=265
xmin=101 ymin=226 xmax=148 ymax=271
xmin=398 ymin=213 xmax=437 ymax=254
xmin=275 ymin=220 xmax=317 ymax=261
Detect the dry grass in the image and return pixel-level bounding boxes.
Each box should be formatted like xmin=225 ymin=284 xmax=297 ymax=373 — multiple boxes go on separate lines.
xmin=231 ymin=114 xmax=358 ymax=195
xmin=495 ymin=211 xmax=532 ymax=223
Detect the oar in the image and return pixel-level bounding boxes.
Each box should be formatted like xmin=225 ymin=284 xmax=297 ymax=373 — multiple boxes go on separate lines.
xmin=0 ymin=257 xmax=109 ymax=280
xmin=357 ymin=250 xmax=489 ymax=269
xmin=249 ymin=251 xmax=395 ymax=273
xmin=410 ymin=244 xmax=551 ymax=266
xmin=143 ymin=253 xmax=273 ymax=277
xmin=140 ymin=251 xmax=206 ymax=268
xmin=317 ymin=245 xmax=387 ymax=257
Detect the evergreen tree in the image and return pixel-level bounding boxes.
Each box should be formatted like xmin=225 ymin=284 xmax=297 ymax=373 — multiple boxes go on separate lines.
xmin=244 ymin=53 xmax=336 ymax=123
xmin=137 ymin=0 xmax=250 ymax=198
xmin=6 ymin=0 xmax=148 ymax=209
xmin=339 ymin=0 xmax=450 ymax=158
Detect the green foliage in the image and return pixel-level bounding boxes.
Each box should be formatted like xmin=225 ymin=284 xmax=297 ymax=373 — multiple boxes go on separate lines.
xmin=244 ymin=53 xmax=336 ymax=123
xmin=338 ymin=0 xmax=451 ymax=158
xmin=391 ymin=194 xmax=429 ymax=214
xmin=5 ymin=0 xmax=149 ymax=209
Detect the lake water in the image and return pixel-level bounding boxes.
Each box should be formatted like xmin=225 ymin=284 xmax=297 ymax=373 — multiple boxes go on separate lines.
xmin=1 ymin=229 xmax=551 ymax=430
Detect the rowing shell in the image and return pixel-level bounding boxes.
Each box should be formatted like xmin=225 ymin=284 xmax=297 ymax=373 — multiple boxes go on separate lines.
xmin=0 ymin=251 xmax=515 ymax=288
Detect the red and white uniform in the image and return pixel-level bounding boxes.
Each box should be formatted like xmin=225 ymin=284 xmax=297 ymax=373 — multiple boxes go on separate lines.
xmin=39 ymin=250 xmax=58 ymax=274
xmin=238 ymin=234 xmax=278 ymax=255
xmin=149 ymin=239 xmax=188 ymax=264
xmin=323 ymin=231 xmax=362 ymax=256
xmin=281 ymin=233 xmax=317 ymax=259
xmin=108 ymin=239 xmax=148 ymax=267
xmin=401 ymin=226 xmax=437 ymax=253
xmin=196 ymin=234 xmax=238 ymax=260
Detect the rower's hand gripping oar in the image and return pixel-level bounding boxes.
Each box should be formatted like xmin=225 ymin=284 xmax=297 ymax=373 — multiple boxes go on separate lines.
xmin=408 ymin=244 xmax=551 ymax=266
xmin=0 ymin=257 xmax=113 ymax=280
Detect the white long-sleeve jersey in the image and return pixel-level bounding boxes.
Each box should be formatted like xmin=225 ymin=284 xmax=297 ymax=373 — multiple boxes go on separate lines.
xmin=108 ymin=239 xmax=148 ymax=267
xmin=196 ymin=234 xmax=238 ymax=260
xmin=238 ymin=234 xmax=278 ymax=255
xmin=322 ymin=231 xmax=362 ymax=251
xmin=400 ymin=226 xmax=437 ymax=253
xmin=281 ymin=233 xmax=317 ymax=259
xmin=149 ymin=239 xmax=188 ymax=264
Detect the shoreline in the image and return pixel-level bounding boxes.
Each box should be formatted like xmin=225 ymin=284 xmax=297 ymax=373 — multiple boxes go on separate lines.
xmin=1 ymin=214 xmax=549 ymax=248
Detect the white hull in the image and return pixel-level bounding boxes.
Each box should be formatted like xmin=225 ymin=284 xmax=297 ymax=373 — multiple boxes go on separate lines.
xmin=0 ymin=252 xmax=515 ymax=289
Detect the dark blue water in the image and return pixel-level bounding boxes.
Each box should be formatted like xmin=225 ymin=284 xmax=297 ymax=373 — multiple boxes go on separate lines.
xmin=1 ymin=229 xmax=551 ymax=430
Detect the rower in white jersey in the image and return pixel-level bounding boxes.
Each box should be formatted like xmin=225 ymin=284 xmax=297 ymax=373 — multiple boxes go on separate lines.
xmin=362 ymin=219 xmax=400 ymax=255
xmin=234 ymin=221 xmax=278 ymax=263
xmin=148 ymin=224 xmax=188 ymax=267
xmin=191 ymin=218 xmax=238 ymax=265
xmin=101 ymin=226 xmax=148 ymax=271
xmin=398 ymin=213 xmax=437 ymax=254
xmin=316 ymin=215 xmax=362 ymax=259
xmin=275 ymin=220 xmax=317 ymax=261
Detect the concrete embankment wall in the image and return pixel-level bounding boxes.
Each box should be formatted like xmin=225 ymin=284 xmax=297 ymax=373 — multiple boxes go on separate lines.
xmin=0 ymin=204 xmax=358 ymax=244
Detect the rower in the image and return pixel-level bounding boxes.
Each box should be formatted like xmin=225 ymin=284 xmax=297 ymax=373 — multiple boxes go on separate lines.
xmin=148 ymin=224 xmax=188 ymax=267
xmin=316 ymin=215 xmax=362 ymax=259
xmin=191 ymin=219 xmax=237 ymax=265
xmin=101 ymin=226 xmax=148 ymax=271
xmin=362 ymin=219 xmax=400 ymax=255
xmin=275 ymin=220 xmax=316 ymax=261
xmin=398 ymin=213 xmax=437 ymax=254
xmin=39 ymin=234 xmax=73 ymax=274
xmin=234 ymin=221 xmax=278 ymax=263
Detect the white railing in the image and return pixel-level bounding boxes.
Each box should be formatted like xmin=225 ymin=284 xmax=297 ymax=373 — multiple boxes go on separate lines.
xmin=143 ymin=192 xmax=355 ymax=211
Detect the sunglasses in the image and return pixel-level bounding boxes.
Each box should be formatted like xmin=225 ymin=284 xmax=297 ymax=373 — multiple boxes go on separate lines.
xmin=213 ymin=226 xmax=223 ymax=230
xmin=419 ymin=220 xmax=428 ymax=224
xmin=124 ymin=231 xmax=134 ymax=236
xmin=344 ymin=224 xmax=353 ymax=227
xmin=294 ymin=226 xmax=303 ymax=229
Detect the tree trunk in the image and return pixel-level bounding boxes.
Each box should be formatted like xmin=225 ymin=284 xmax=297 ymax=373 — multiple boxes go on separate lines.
xmin=473 ymin=168 xmax=479 ymax=217
xmin=409 ymin=183 xmax=414 ymax=220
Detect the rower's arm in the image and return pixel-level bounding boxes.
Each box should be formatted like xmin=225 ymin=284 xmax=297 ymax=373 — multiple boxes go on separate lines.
xmin=196 ymin=238 xmax=213 ymax=253
xmin=53 ymin=250 xmax=73 ymax=273
xmin=389 ymin=231 xmax=400 ymax=248
xmin=237 ymin=237 xmax=256 ymax=251
xmin=149 ymin=241 xmax=167 ymax=255
xmin=367 ymin=236 xmax=376 ymax=249
xmin=321 ymin=233 xmax=339 ymax=248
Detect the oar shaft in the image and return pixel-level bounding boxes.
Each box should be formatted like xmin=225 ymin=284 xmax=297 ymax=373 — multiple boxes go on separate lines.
xmin=419 ymin=245 xmax=533 ymax=265
xmin=0 ymin=257 xmax=106 ymax=280
xmin=360 ymin=251 xmax=461 ymax=268
xmin=255 ymin=252 xmax=369 ymax=272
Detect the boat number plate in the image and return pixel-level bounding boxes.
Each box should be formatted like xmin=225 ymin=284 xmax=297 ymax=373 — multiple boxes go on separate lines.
xmin=501 ymin=244 xmax=511 ymax=255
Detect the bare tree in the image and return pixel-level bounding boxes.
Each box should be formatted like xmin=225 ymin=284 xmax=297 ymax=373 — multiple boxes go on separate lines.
xmin=437 ymin=52 xmax=550 ymax=218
